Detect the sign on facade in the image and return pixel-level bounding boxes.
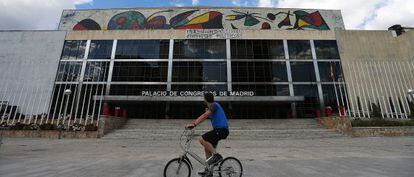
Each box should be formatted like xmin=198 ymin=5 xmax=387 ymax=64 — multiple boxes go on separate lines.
xmin=186 ymin=29 xmax=242 ymax=39
xmin=141 ymin=91 xmax=255 ymax=97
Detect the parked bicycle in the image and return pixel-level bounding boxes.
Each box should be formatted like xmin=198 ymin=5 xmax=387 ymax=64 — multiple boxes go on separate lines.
xmin=163 ymin=129 xmax=243 ymax=177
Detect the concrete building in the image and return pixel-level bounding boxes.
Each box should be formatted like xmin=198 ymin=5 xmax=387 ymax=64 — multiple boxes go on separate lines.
xmin=0 ymin=7 xmax=413 ymax=126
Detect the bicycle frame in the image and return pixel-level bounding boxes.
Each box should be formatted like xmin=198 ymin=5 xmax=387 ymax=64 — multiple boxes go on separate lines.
xmin=179 ymin=129 xmax=207 ymax=166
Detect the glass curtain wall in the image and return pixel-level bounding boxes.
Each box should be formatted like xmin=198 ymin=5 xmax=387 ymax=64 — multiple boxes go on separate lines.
xmin=231 ymin=40 xmax=291 ymax=118
xmin=52 ymin=38 xmax=345 ymax=120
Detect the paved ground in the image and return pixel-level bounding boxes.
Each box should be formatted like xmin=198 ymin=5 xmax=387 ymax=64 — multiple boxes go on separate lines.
xmin=1 ymin=135 xmax=414 ymax=177
xmin=1 ymin=119 xmax=414 ymax=177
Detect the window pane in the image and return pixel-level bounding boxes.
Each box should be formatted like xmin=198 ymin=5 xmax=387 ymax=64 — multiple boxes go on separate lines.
xmin=61 ymin=40 xmax=86 ymax=60
xmin=172 ymin=62 xmax=227 ymax=82
xmin=232 ymin=62 xmax=288 ymax=82
xmin=111 ymin=62 xmax=168 ymax=82
xmin=83 ymin=62 xmax=110 ymax=82
xmin=231 ymin=40 xmax=285 ymax=59
xmin=288 ymin=40 xmax=312 ymax=59
xmin=109 ymin=85 xmax=166 ymax=95
xmin=232 ymin=84 xmax=289 ymax=96
xmin=294 ymin=84 xmax=320 ymax=118
xmin=169 ymin=102 xmax=210 ymax=119
xmin=171 ymin=84 xmax=227 ymax=92
xmin=173 ymin=40 xmax=226 ymax=59
xmin=231 ymin=103 xmax=291 ymax=119
xmin=314 ymin=40 xmax=340 ymax=59
xmin=88 ymin=40 xmax=113 ymax=59
xmin=318 ymin=62 xmax=342 ymax=82
xmin=290 ymin=62 xmax=316 ymax=82
xmin=115 ymin=40 xmax=169 ymax=59
xmin=322 ymin=84 xmax=341 ymax=113
xmin=55 ymin=61 xmax=83 ymax=82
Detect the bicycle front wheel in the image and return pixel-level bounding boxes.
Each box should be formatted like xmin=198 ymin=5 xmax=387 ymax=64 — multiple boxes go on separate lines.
xmin=219 ymin=157 xmax=243 ymax=177
xmin=163 ymin=158 xmax=191 ymax=177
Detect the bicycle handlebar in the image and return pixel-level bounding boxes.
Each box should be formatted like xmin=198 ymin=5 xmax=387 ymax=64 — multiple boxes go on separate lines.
xmin=179 ymin=129 xmax=195 ymax=151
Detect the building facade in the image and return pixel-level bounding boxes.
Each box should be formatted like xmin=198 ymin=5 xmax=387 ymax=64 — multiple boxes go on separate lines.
xmin=0 ymin=7 xmax=413 ymax=126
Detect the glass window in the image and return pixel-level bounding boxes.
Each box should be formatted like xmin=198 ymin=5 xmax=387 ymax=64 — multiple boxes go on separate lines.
xmin=231 ymin=40 xmax=285 ymax=59
xmin=172 ymin=62 xmax=227 ymax=82
xmin=322 ymin=84 xmax=343 ymax=113
xmin=314 ymin=40 xmax=340 ymax=59
xmin=294 ymin=84 xmax=320 ymax=118
xmin=232 ymin=62 xmax=288 ymax=82
xmin=232 ymin=84 xmax=289 ymax=96
xmin=318 ymin=62 xmax=342 ymax=82
xmin=115 ymin=40 xmax=169 ymax=59
xmin=169 ymin=102 xmax=209 ymax=119
xmin=173 ymin=40 xmax=226 ymax=59
xmin=55 ymin=61 xmax=83 ymax=82
xmin=290 ymin=62 xmax=316 ymax=82
xmin=83 ymin=62 xmax=110 ymax=82
xmin=109 ymin=84 xmax=166 ymax=95
xmin=111 ymin=62 xmax=168 ymax=82
xmin=171 ymin=84 xmax=228 ymax=92
xmin=61 ymin=40 xmax=87 ymax=60
xmin=288 ymin=40 xmax=312 ymax=59
xmin=294 ymin=85 xmax=319 ymax=100
xmin=88 ymin=40 xmax=113 ymax=59
xmin=231 ymin=103 xmax=292 ymax=119
xmin=49 ymin=84 xmax=78 ymax=117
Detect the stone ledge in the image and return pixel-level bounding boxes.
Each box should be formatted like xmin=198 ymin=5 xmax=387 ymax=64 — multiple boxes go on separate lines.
xmin=352 ymin=126 xmax=414 ymax=137
xmin=0 ymin=116 xmax=127 ymax=139
xmin=1 ymin=130 xmax=99 ymax=138
xmin=318 ymin=117 xmax=414 ymax=137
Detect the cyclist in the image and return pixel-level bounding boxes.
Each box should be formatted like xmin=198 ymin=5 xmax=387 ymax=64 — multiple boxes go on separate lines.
xmin=185 ymin=92 xmax=229 ymax=176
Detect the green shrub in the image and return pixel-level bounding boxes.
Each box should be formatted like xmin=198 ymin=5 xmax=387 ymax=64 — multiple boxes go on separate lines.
xmin=84 ymin=124 xmax=98 ymax=131
xmin=371 ymin=103 xmax=382 ymax=119
xmin=409 ymin=101 xmax=414 ymax=118
xmin=39 ymin=123 xmax=56 ymax=130
xmin=352 ymin=118 xmax=414 ymax=127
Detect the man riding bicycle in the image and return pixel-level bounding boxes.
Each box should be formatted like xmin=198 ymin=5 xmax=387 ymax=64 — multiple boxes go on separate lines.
xmin=185 ymin=92 xmax=229 ymax=176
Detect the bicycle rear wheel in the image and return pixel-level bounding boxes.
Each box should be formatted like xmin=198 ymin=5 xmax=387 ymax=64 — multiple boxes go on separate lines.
xmin=163 ymin=158 xmax=191 ymax=177
xmin=219 ymin=157 xmax=243 ymax=177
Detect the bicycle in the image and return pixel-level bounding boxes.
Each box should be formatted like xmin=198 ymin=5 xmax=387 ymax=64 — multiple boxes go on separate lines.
xmin=163 ymin=129 xmax=243 ymax=177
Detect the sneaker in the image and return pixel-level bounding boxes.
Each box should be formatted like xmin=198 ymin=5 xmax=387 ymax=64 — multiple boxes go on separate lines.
xmin=206 ymin=153 xmax=223 ymax=166
xmin=198 ymin=168 xmax=213 ymax=177
xmin=197 ymin=168 xmax=208 ymax=176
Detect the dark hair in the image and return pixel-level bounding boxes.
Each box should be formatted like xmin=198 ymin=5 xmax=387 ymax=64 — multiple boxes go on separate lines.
xmin=204 ymin=92 xmax=214 ymax=103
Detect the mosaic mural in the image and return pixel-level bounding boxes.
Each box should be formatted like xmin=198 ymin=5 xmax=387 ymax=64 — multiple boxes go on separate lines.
xmin=60 ymin=8 xmax=344 ymax=31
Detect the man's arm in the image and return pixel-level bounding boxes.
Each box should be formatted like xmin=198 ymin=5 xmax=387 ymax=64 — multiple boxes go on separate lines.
xmin=193 ymin=110 xmax=212 ymax=125
xmin=186 ymin=103 xmax=217 ymax=129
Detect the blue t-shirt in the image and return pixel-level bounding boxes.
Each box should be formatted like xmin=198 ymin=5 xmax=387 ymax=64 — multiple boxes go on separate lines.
xmin=208 ymin=102 xmax=229 ymax=129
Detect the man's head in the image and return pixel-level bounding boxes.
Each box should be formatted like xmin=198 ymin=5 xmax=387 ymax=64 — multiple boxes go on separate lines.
xmin=204 ymin=92 xmax=214 ymax=103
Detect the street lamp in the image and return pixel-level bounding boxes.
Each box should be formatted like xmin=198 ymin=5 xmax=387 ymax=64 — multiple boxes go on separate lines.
xmin=408 ymin=89 xmax=414 ymax=100
xmin=63 ymin=89 xmax=72 ymax=121
xmin=59 ymin=89 xmax=71 ymax=139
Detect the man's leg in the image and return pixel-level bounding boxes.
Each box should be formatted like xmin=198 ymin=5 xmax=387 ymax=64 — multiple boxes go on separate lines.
xmin=199 ymin=137 xmax=215 ymax=159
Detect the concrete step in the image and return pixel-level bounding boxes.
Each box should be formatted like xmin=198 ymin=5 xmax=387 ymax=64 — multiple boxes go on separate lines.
xmin=103 ymin=118 xmax=344 ymax=140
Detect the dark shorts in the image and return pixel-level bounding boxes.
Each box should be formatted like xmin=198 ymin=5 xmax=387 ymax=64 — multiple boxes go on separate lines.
xmin=202 ymin=128 xmax=229 ymax=148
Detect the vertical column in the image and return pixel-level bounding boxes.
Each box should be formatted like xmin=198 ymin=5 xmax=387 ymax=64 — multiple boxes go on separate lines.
xmin=105 ymin=40 xmax=117 ymax=95
xmin=284 ymin=40 xmax=296 ymax=118
xmin=310 ymin=40 xmax=325 ymax=117
xmin=167 ymin=39 xmax=174 ymax=91
xmin=73 ymin=40 xmax=90 ymax=123
xmin=226 ymin=39 xmax=232 ymax=92
xmin=165 ymin=39 xmax=174 ymax=119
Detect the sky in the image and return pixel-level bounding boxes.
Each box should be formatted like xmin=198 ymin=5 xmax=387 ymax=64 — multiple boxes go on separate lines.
xmin=0 ymin=0 xmax=412 ymax=30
